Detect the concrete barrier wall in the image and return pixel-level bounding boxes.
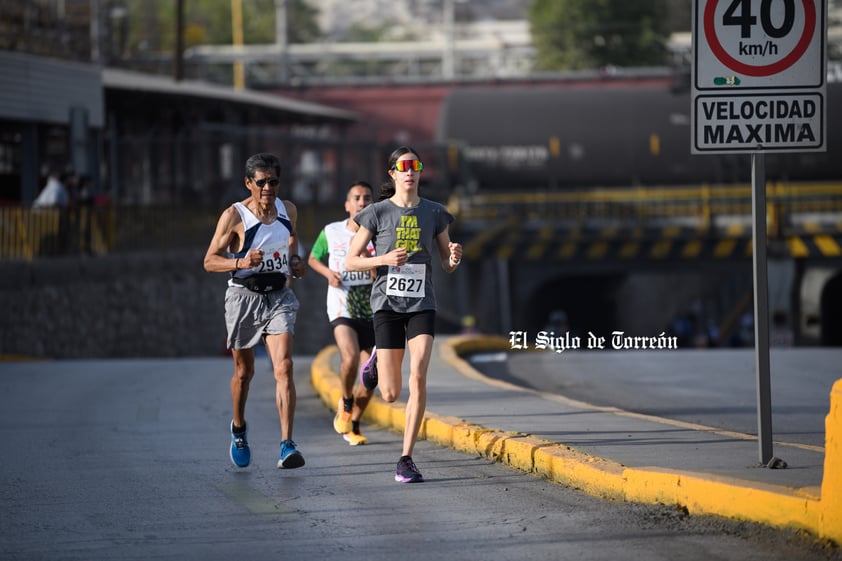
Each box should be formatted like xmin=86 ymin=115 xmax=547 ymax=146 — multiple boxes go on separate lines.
xmin=0 ymin=250 xmax=334 ymax=358
xmin=822 ymin=379 xmax=842 ymax=544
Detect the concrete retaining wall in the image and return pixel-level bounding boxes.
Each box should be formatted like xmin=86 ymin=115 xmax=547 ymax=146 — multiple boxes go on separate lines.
xmin=0 ymin=250 xmax=334 ymax=358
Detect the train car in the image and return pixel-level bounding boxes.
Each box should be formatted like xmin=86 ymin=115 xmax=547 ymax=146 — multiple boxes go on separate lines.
xmin=436 ymin=81 xmax=842 ymax=191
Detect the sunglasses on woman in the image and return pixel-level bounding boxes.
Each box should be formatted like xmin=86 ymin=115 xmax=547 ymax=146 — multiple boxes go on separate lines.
xmin=391 ymin=159 xmax=424 ymax=172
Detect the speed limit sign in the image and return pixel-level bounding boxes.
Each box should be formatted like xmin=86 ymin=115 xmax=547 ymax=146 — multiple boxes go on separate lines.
xmin=695 ymin=0 xmax=825 ymax=89
xmin=692 ymin=0 xmax=826 ymax=153
xmin=692 ymin=1 xmax=826 ymax=467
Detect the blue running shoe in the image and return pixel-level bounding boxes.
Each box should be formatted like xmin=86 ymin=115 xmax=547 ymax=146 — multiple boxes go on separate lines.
xmin=229 ymin=421 xmax=250 ymax=468
xmin=278 ymin=439 xmax=305 ymax=469
xmin=360 ymin=347 xmax=378 ymax=391
xmin=395 ymin=455 xmax=424 ymax=483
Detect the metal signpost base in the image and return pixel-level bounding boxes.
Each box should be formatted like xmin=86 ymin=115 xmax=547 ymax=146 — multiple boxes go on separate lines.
xmin=751 ymin=152 xmax=774 ymax=465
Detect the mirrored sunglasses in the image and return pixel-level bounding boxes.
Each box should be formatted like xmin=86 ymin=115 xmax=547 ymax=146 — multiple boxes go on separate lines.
xmin=392 ymin=159 xmax=424 ymax=172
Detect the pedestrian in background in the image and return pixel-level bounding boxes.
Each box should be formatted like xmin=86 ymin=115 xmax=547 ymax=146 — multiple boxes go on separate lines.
xmin=33 ymin=169 xmax=70 ymax=208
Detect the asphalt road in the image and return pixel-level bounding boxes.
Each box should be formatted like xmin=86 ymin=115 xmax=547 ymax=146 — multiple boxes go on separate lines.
xmin=1 ymin=355 xmax=839 ymax=561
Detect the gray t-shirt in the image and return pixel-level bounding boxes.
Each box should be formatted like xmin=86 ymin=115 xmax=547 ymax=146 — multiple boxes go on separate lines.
xmin=354 ymin=198 xmax=454 ymax=314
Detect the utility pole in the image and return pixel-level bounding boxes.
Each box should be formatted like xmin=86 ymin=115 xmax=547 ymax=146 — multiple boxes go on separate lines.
xmin=89 ymin=0 xmax=101 ymax=65
xmin=443 ymin=0 xmax=455 ymax=78
xmin=275 ymin=0 xmax=288 ymax=84
xmin=231 ymin=0 xmax=245 ymax=90
xmin=174 ymin=0 xmax=185 ymax=81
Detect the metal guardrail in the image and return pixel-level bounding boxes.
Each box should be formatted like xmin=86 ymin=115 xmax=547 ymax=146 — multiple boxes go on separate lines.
xmin=3 ymin=184 xmax=841 ymax=262
xmin=453 ymin=182 xmax=842 ymax=236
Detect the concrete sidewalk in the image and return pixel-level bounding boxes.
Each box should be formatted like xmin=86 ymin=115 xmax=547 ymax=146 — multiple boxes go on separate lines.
xmin=309 ymin=335 xmax=842 ymax=545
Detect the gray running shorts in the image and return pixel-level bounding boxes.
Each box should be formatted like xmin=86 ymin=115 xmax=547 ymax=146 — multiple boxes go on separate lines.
xmin=224 ymin=286 xmax=300 ymax=350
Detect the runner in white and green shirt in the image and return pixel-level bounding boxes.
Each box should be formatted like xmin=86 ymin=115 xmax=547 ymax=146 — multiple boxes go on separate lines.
xmin=308 ymin=182 xmax=377 ymax=445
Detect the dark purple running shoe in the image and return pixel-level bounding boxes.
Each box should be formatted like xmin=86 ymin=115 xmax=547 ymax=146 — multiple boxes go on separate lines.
xmin=395 ymin=455 xmax=424 ymax=483
xmin=360 ymin=347 xmax=378 ymax=391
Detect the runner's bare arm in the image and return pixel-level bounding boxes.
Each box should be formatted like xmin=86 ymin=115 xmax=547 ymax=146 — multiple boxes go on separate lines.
xmin=204 ymin=206 xmax=243 ymax=273
xmin=345 ymin=226 xmax=407 ymax=271
xmin=436 ymin=226 xmax=462 ymax=273
xmin=345 ymin=226 xmax=374 ymax=272
xmin=308 ymin=251 xmax=342 ymax=287
xmin=284 ymin=200 xmax=306 ymax=277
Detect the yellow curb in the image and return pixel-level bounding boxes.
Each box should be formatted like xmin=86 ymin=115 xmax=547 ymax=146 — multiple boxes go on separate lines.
xmin=821 ymin=379 xmax=842 ymax=544
xmin=624 ymin=467 xmax=821 ymax=532
xmin=309 ymin=338 xmax=839 ymax=546
xmin=0 ymin=355 xmax=42 ymax=362
xmin=535 ymin=443 xmax=626 ymax=500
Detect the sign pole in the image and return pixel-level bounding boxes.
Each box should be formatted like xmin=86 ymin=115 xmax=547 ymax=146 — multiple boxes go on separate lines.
xmin=694 ymin=0 xmax=826 ymax=466
xmin=750 ymin=152 xmax=774 ymax=464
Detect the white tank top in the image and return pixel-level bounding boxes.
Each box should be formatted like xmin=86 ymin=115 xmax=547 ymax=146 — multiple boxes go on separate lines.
xmin=228 ymin=199 xmax=292 ymax=286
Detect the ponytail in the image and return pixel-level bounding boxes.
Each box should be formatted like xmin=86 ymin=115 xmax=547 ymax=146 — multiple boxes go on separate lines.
xmin=379 ymin=181 xmax=395 ymax=201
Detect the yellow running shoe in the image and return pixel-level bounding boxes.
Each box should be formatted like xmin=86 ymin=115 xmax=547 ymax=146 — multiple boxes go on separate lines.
xmin=333 ymin=399 xmax=353 ymax=434
xmin=343 ymin=432 xmax=368 ymax=446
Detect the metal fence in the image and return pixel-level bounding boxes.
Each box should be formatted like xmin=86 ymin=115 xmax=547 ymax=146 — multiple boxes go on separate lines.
xmin=454 ymin=181 xmax=842 ymax=237
xmin=3 ymin=182 xmax=841 ymax=262
xmin=0 ymin=203 xmax=348 ymax=262
xmin=0 ymin=206 xmax=114 ymax=261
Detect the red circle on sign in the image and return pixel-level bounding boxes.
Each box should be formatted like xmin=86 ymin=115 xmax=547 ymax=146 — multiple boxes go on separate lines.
xmin=704 ymin=0 xmax=815 ymax=77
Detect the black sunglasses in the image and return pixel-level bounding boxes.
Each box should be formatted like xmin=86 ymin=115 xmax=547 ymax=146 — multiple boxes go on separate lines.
xmin=252 ymin=177 xmax=280 ymax=188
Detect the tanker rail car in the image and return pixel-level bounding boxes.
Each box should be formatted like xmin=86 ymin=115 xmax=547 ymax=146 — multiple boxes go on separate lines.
xmin=436 ymin=82 xmax=842 ymax=192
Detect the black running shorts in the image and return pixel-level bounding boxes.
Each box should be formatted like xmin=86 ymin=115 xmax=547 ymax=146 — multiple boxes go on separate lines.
xmin=329 ymin=317 xmax=376 ymax=351
xmin=372 ymin=309 xmax=436 ymax=349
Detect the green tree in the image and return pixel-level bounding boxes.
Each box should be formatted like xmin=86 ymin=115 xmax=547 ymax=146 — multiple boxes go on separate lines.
xmin=344 ymin=22 xmax=393 ymax=43
xmin=124 ymin=0 xmax=320 ymax=55
xmin=529 ymin=0 xmax=670 ymax=71
xmin=286 ymin=0 xmax=321 ymax=43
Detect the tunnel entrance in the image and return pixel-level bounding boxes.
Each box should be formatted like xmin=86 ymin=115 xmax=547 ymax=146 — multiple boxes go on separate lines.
xmin=522 ymin=275 xmax=625 ymax=337
xmin=821 ymin=271 xmax=842 ymax=346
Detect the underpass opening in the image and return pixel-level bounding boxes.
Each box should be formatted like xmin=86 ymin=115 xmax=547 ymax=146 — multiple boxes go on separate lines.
xmin=521 ymin=275 xmax=625 ymax=339
xmin=821 ymin=271 xmax=842 ymax=346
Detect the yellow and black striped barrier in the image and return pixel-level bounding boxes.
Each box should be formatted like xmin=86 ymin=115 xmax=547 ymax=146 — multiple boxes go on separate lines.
xmin=458 ymin=224 xmax=842 ymax=262
xmin=454 ymin=181 xmax=842 ymax=262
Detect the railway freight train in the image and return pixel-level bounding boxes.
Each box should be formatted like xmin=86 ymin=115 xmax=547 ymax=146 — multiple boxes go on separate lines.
xmin=435 ymin=80 xmax=841 ymax=192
